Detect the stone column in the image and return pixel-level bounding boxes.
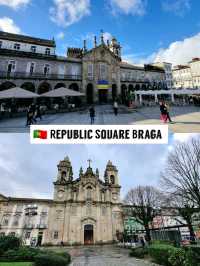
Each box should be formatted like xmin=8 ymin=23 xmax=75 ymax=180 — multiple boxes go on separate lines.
xmin=139 ymin=94 xmax=142 ymax=105
xmin=155 ymin=94 xmax=158 ymax=103
xmin=171 ymin=93 xmax=175 ymax=103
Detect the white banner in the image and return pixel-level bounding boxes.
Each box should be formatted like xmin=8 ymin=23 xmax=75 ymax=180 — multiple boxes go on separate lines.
xmin=30 ymin=125 xmax=169 ymax=145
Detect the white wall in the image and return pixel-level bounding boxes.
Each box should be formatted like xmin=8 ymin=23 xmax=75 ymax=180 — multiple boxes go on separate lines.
xmin=0 ymin=39 xmax=55 ymax=55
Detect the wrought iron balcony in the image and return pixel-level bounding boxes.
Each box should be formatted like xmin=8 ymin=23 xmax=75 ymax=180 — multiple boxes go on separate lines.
xmin=36 ymin=224 xmax=47 ymax=229
xmin=24 ymin=224 xmax=35 ymax=229
xmin=0 ymin=71 xmax=82 ymax=81
xmin=120 ymin=78 xmax=148 ymax=83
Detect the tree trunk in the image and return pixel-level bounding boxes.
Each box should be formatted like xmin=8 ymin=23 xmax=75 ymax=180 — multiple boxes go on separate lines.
xmin=188 ymin=222 xmax=196 ymax=242
xmin=144 ymin=225 xmax=151 ymax=242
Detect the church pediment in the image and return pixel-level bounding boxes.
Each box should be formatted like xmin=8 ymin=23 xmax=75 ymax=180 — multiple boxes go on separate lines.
xmin=83 ymin=44 xmax=120 ymax=63
xmin=81 ymin=216 xmax=96 ymax=224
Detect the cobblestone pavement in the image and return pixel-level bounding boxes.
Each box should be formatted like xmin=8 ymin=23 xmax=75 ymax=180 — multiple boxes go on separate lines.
xmin=58 ymin=245 xmax=156 ymax=266
xmin=0 ymin=105 xmax=199 ymax=133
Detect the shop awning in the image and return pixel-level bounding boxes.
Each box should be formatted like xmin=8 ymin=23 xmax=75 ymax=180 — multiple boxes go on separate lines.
xmin=40 ymin=87 xmax=85 ymax=97
xmin=0 ymin=87 xmax=40 ymax=99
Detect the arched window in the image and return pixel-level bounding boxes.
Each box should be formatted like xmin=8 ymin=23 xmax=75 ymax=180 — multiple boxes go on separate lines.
xmin=61 ymin=171 xmax=66 ymax=181
xmin=110 ymin=175 xmax=115 ymax=184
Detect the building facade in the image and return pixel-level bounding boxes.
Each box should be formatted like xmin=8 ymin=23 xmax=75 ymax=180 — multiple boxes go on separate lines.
xmin=0 ymin=157 xmax=123 ymax=246
xmin=173 ymin=58 xmax=200 ymax=89
xmin=0 ymin=31 xmax=169 ymax=104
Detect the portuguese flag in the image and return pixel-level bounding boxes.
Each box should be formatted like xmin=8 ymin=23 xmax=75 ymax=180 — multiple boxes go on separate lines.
xmin=33 ymin=130 xmax=47 ymax=139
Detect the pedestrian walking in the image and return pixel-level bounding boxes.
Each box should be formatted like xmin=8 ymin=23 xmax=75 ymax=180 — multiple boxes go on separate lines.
xmin=140 ymin=237 xmax=145 ymax=248
xmin=89 ymin=106 xmax=95 ymax=125
xmin=165 ymin=102 xmax=173 ymax=123
xmin=30 ymin=103 xmax=37 ymax=123
xmin=26 ymin=106 xmax=33 ymax=126
xmin=159 ymin=101 xmax=168 ymax=123
xmin=113 ymin=101 xmax=119 ymax=116
xmin=35 ymin=105 xmax=42 ymax=121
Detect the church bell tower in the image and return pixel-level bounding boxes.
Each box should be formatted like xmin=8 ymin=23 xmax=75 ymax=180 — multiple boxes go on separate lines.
xmin=53 ymin=156 xmax=73 ymax=201
xmin=104 ymin=160 xmax=119 ymax=186
xmin=56 ymin=156 xmax=73 ymax=183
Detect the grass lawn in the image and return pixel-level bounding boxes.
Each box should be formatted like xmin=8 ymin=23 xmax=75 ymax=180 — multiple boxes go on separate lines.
xmin=0 ymin=263 xmax=33 ymax=266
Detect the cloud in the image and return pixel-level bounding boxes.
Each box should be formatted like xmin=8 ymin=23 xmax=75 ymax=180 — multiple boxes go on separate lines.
xmin=173 ymin=133 xmax=198 ymax=143
xmin=0 ymin=17 xmax=22 ymax=34
xmin=0 ymin=0 xmax=30 ymax=9
xmin=123 ymin=32 xmax=200 ymax=66
xmin=162 ymin=0 xmax=191 ymax=16
xmin=56 ymin=31 xmax=65 ymax=40
xmin=103 ymin=32 xmax=113 ymax=42
xmin=50 ymin=0 xmax=91 ymax=27
xmin=153 ymin=32 xmax=200 ymax=65
xmin=109 ymin=0 xmax=147 ymax=16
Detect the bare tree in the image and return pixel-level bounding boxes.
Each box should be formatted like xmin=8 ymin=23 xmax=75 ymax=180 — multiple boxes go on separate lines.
xmin=161 ymin=137 xmax=200 ymax=208
xmin=124 ymin=186 xmax=163 ymax=242
xmin=164 ymin=193 xmax=199 ymax=241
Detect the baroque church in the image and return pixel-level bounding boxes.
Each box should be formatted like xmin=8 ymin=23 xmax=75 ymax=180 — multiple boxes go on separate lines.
xmin=0 ymin=30 xmax=168 ymax=106
xmin=0 ymin=157 xmax=124 ymax=246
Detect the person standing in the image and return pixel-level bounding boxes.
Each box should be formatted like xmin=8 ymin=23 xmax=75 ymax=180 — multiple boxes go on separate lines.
xmin=0 ymin=103 xmax=5 ymax=118
xmin=89 ymin=106 xmax=95 ymax=125
xmin=113 ymin=101 xmax=119 ymax=116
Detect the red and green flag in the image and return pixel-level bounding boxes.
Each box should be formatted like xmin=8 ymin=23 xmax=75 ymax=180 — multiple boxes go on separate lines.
xmin=33 ymin=130 xmax=47 ymax=139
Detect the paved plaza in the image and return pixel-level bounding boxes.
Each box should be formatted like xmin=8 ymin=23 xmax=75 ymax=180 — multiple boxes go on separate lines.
xmin=47 ymin=245 xmax=156 ymax=266
xmin=0 ymin=105 xmax=199 ymax=133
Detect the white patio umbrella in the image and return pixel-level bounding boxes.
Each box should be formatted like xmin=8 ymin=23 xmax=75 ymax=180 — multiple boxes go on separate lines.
xmin=40 ymin=87 xmax=85 ymax=97
xmin=0 ymin=87 xmax=39 ymax=99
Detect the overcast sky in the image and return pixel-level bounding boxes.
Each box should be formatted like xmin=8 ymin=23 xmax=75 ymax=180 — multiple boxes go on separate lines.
xmin=0 ymin=133 xmax=197 ymax=200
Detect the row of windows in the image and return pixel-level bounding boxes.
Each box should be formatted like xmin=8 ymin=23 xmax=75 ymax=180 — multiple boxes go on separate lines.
xmin=0 ymin=40 xmax=52 ymax=55
xmin=6 ymin=60 xmax=80 ymax=76
xmin=6 ymin=60 xmax=51 ymax=75
xmin=1 ymin=212 xmax=47 ymax=226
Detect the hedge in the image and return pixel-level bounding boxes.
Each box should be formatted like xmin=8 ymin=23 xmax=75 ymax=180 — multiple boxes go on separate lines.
xmin=0 ymin=236 xmax=21 ymax=252
xmin=168 ymin=247 xmax=186 ymax=266
xmin=148 ymin=244 xmax=177 ymax=266
xmin=148 ymin=243 xmax=200 ymax=266
xmin=34 ymin=254 xmax=69 ymax=266
xmin=129 ymin=247 xmax=148 ymax=258
xmin=0 ymin=247 xmax=41 ymax=262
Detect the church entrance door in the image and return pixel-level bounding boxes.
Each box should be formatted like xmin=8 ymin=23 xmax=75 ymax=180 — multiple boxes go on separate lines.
xmin=98 ymin=89 xmax=108 ymax=104
xmin=84 ymin=224 xmax=94 ymax=245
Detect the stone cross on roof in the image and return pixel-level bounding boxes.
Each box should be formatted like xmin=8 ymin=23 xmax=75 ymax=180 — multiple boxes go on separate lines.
xmin=87 ymin=159 xmax=92 ymax=168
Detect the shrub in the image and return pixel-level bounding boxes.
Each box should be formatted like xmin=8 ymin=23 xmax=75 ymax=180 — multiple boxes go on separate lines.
xmin=0 ymin=247 xmax=41 ymax=262
xmin=184 ymin=245 xmax=200 ymax=266
xmin=151 ymin=240 xmax=175 ymax=246
xmin=56 ymin=252 xmax=71 ymax=263
xmin=129 ymin=247 xmax=148 ymax=258
xmin=0 ymin=236 xmax=21 ymax=252
xmin=148 ymin=244 xmax=177 ymax=266
xmin=35 ymin=254 xmax=69 ymax=266
xmin=168 ymin=248 xmax=186 ymax=266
